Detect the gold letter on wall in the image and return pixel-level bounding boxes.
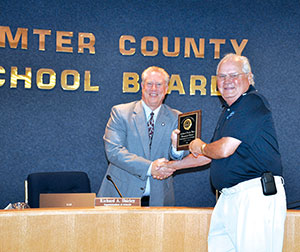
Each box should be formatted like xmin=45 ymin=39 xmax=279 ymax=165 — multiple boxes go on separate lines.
xmin=0 ymin=66 xmax=5 ymax=87
xmin=184 ymin=38 xmax=205 ymax=58
xmin=33 ymin=29 xmax=52 ymax=51
xmin=167 ymin=74 xmax=185 ymax=94
xmin=230 ymin=39 xmax=248 ymax=56
xmin=210 ymin=75 xmax=221 ymax=96
xmin=141 ymin=36 xmax=158 ymax=56
xmin=190 ymin=75 xmax=206 ymax=95
xmin=162 ymin=37 xmax=180 ymax=57
xmin=209 ymin=39 xmax=226 ymax=59
xmin=61 ymin=70 xmax=80 ymax=91
xmin=0 ymin=26 xmax=28 ymax=49
xmin=119 ymin=35 xmax=136 ymax=55
xmin=36 ymin=69 xmax=56 ymax=90
xmin=84 ymin=71 xmax=99 ymax=91
xmin=56 ymin=31 xmax=73 ymax=53
xmin=10 ymin=67 xmax=32 ymax=89
xmin=123 ymin=72 xmax=140 ymax=93
xmin=78 ymin=33 xmax=95 ymax=54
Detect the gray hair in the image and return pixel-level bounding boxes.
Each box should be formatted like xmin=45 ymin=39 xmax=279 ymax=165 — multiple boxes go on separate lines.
xmin=217 ymin=53 xmax=255 ymax=85
xmin=141 ymin=66 xmax=170 ymax=86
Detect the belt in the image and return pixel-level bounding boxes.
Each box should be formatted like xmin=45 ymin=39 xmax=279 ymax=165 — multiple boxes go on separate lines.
xmin=221 ymin=176 xmax=284 ymax=195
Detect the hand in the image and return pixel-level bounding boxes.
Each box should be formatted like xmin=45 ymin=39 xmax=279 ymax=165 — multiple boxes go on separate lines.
xmin=171 ymin=129 xmax=180 ymax=148
xmin=151 ymin=158 xmax=175 ymax=180
xmin=189 ymin=138 xmax=205 ymax=157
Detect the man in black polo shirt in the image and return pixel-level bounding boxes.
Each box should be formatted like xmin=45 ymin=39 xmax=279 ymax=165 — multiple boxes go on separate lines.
xmin=165 ymin=54 xmax=286 ymax=252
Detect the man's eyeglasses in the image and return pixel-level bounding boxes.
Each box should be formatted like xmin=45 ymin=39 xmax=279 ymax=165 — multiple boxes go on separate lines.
xmin=217 ymin=73 xmax=247 ymax=81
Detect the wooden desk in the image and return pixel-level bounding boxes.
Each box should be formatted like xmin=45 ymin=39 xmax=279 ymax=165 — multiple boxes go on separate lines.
xmin=0 ymin=207 xmax=299 ymax=252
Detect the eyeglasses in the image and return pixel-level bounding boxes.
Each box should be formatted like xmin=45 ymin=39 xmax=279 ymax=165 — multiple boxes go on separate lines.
xmin=145 ymin=82 xmax=164 ymax=88
xmin=217 ymin=73 xmax=247 ymax=81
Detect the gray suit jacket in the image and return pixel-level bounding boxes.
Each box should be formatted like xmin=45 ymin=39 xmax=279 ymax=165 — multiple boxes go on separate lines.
xmin=97 ymin=100 xmax=181 ymax=206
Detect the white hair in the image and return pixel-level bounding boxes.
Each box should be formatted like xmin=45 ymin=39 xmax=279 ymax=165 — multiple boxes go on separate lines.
xmin=217 ymin=53 xmax=255 ymax=85
xmin=141 ymin=66 xmax=170 ymax=86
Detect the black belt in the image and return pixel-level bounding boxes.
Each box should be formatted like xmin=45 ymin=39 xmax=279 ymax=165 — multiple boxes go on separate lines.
xmin=141 ymin=196 xmax=150 ymax=207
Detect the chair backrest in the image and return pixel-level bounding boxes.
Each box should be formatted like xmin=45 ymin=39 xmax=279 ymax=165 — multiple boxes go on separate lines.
xmin=26 ymin=171 xmax=91 ymax=208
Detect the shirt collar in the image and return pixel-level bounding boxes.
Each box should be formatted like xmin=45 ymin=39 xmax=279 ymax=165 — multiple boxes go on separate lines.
xmin=141 ymin=100 xmax=161 ymax=122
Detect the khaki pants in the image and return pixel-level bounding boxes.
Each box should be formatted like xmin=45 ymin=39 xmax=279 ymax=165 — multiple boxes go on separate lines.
xmin=208 ymin=177 xmax=286 ymax=252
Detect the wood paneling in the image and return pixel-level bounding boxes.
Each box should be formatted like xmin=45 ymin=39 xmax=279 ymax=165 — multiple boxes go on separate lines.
xmin=0 ymin=207 xmax=299 ymax=252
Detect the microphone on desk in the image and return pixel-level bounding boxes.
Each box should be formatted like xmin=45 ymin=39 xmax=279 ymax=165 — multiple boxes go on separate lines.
xmin=106 ymin=175 xmax=123 ymax=198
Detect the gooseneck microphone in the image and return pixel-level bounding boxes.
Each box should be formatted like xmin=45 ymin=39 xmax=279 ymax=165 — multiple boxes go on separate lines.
xmin=106 ymin=175 xmax=123 ymax=198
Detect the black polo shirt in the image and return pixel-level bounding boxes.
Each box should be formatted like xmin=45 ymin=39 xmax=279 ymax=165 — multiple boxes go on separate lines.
xmin=210 ymin=85 xmax=283 ymax=191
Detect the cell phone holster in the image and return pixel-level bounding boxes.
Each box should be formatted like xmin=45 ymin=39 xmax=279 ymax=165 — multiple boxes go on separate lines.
xmin=261 ymin=172 xmax=277 ymax=196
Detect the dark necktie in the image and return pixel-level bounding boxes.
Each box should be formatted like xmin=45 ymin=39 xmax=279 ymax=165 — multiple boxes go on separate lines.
xmin=147 ymin=112 xmax=154 ymax=147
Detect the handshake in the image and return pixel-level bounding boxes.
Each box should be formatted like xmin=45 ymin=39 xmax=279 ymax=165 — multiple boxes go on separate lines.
xmin=150 ymin=129 xmax=179 ymax=180
xmin=150 ymin=129 xmax=209 ymax=180
xmin=151 ymin=158 xmax=175 ymax=180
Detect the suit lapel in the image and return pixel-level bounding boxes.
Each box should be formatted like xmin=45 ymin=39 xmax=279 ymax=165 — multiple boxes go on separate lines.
xmin=133 ymin=101 xmax=150 ymax=159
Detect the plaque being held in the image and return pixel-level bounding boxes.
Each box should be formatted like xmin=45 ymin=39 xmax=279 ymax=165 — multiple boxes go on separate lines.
xmin=177 ymin=110 xmax=201 ymax=150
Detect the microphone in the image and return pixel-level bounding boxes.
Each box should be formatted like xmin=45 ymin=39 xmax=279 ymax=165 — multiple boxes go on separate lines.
xmin=106 ymin=175 xmax=123 ymax=198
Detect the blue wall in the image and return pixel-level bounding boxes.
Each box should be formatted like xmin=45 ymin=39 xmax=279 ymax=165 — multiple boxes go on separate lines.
xmin=0 ymin=0 xmax=299 ymax=208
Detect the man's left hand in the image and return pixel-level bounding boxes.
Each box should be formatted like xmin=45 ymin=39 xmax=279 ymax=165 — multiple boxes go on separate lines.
xmin=189 ymin=138 xmax=205 ymax=157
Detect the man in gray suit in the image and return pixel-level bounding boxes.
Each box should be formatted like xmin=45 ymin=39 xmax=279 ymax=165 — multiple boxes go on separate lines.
xmin=98 ymin=66 xmax=184 ymax=206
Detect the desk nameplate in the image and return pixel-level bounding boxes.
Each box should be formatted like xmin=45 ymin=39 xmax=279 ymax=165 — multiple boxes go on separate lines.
xmin=95 ymin=197 xmax=141 ymax=207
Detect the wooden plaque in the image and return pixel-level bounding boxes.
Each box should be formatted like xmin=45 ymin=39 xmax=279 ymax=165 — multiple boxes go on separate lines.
xmin=177 ymin=110 xmax=202 ymax=150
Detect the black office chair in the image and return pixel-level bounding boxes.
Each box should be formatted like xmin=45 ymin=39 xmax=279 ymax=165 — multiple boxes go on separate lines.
xmin=25 ymin=171 xmax=91 ymax=208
